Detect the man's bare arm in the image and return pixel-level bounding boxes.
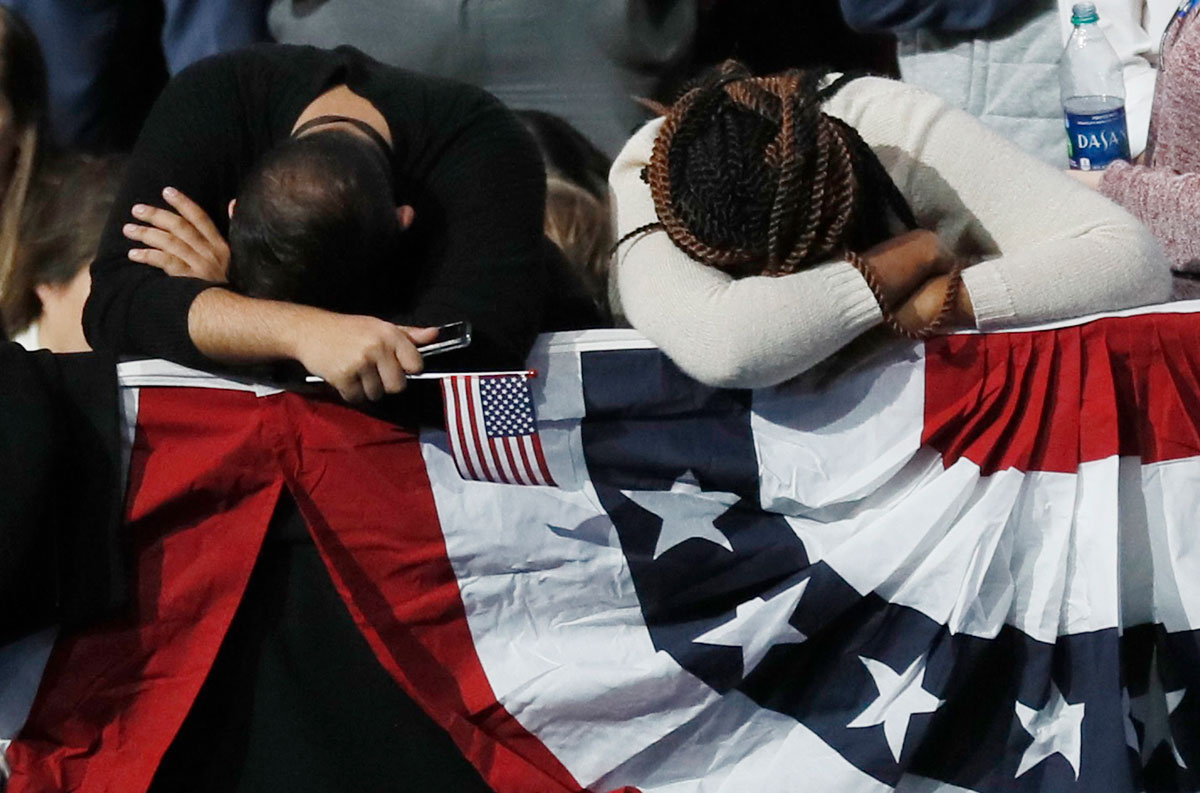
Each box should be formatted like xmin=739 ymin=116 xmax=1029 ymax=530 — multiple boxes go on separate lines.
xmin=188 ymin=288 xmax=438 ymax=402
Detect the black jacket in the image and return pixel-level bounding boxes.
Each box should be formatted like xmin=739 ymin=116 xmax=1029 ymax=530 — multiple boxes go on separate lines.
xmin=0 ymin=345 xmax=124 ymax=643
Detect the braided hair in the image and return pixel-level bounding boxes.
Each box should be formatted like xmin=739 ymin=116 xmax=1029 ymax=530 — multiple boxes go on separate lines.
xmin=622 ymin=61 xmax=918 ymax=279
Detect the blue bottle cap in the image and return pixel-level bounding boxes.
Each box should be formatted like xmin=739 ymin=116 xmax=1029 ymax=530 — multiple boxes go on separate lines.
xmin=1072 ymin=3 xmax=1099 ymax=24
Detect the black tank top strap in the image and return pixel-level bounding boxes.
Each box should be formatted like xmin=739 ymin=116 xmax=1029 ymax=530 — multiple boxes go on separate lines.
xmin=292 ymin=114 xmax=395 ymax=168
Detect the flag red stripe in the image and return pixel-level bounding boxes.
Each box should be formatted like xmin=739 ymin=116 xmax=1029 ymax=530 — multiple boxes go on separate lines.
xmin=923 ymin=313 xmax=1200 ymax=474
xmin=499 ymin=435 xmax=530 ymax=486
xmin=489 ymin=436 xmax=518 ymax=484
xmin=442 ymin=378 xmax=478 ymax=481
xmin=529 ymin=433 xmax=556 ymax=487
xmin=457 ymin=379 xmax=483 ymax=482
xmin=456 ymin=376 xmax=490 ymax=482
xmin=521 ymin=435 xmax=549 ymax=486
xmin=511 ymin=436 xmax=538 ymax=486
xmin=7 ymin=389 xmax=285 ymax=793
xmin=276 ymin=396 xmax=583 ymax=792
xmin=463 ymin=377 xmax=505 ymax=484
xmin=9 ymin=389 xmax=586 ymax=793
xmin=514 ymin=434 xmax=538 ymax=485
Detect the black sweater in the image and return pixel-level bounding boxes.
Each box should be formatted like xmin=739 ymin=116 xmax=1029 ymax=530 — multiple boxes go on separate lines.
xmin=85 ymin=44 xmax=570 ymax=371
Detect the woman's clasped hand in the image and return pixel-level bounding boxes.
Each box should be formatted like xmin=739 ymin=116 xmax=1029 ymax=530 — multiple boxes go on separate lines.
xmin=855 ymin=229 xmax=974 ymax=334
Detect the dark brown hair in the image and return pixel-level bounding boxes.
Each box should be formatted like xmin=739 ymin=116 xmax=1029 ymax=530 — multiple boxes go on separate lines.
xmin=228 ymin=130 xmax=401 ymax=315
xmin=623 ymin=61 xmax=917 ymax=278
xmin=1 ymin=154 xmax=125 ymax=336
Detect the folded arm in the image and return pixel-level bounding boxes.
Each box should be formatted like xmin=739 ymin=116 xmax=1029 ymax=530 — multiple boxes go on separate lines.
xmin=611 ymin=119 xmax=882 ymax=389
xmin=825 ymin=78 xmax=1171 ymax=329
xmin=611 ymin=79 xmax=1171 ymax=389
xmin=87 ymin=52 xmax=548 ymax=396
xmin=84 ymin=54 xmax=248 ymax=366
xmin=393 ymin=91 xmax=550 ymax=371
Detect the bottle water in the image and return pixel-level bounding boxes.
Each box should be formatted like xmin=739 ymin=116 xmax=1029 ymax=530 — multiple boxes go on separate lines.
xmin=1060 ymin=3 xmax=1131 ymax=170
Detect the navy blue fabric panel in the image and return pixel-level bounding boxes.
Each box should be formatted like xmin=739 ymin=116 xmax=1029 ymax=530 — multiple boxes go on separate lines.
xmin=580 ymin=348 xmax=761 ymax=497
xmin=581 ymin=348 xmax=808 ymax=694
xmin=578 ymin=345 xmax=1197 ymax=791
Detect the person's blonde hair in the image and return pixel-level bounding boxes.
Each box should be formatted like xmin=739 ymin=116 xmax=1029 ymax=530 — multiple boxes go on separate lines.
xmin=2 ymin=154 xmax=125 ymax=337
xmin=0 ymin=6 xmax=49 ymax=314
xmin=544 ymin=176 xmax=613 ymax=318
xmin=0 ymin=125 xmax=39 ymax=293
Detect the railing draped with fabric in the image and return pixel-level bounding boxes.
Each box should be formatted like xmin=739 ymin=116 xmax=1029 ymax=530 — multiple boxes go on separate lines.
xmin=5 ymin=304 xmax=1200 ymax=793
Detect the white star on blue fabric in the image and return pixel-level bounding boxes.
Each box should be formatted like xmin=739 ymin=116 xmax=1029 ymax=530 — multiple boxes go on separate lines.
xmin=694 ymin=578 xmax=809 ymax=676
xmin=1015 ymin=681 xmax=1086 ymax=779
xmin=621 ymin=470 xmax=740 ymax=559
xmin=1130 ymin=647 xmax=1188 ymax=768
xmin=846 ymin=654 xmax=943 ymax=762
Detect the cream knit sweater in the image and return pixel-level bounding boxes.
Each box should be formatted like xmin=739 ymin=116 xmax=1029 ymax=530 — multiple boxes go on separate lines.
xmin=609 ymin=77 xmax=1171 ymax=389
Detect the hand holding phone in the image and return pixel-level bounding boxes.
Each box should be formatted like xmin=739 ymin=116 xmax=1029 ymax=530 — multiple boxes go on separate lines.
xmin=417 ymin=321 xmax=472 ymax=357
xmin=301 ymin=320 xmax=473 ymax=388
xmin=294 ymin=315 xmax=437 ymax=401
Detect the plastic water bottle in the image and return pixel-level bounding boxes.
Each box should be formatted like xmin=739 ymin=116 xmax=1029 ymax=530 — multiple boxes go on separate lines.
xmin=1060 ymin=2 xmax=1131 ymax=170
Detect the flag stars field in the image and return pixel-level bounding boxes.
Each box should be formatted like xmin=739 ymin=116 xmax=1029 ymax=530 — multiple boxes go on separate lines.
xmin=621 ymin=470 xmax=741 ymax=560
xmin=1128 ymin=647 xmax=1188 ymax=770
xmin=693 ymin=577 xmax=810 ymax=677
xmin=846 ymin=654 xmax=943 ymax=763
xmin=1014 ymin=681 xmax=1086 ymax=780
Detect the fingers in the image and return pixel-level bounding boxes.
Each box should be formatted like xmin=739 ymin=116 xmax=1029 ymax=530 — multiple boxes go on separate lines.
xmin=163 ymin=187 xmax=230 ymax=254
xmin=128 ymin=247 xmax=192 ymax=277
xmin=357 ymin=328 xmax=422 ymax=400
xmin=358 ymin=366 xmax=385 ymax=402
xmin=393 ymin=327 xmax=429 ymax=375
xmin=126 ymin=190 xmax=232 ymax=282
xmin=124 ymin=222 xmax=203 ymax=267
xmin=130 ymin=203 xmax=216 ymax=266
xmin=300 ymin=317 xmax=434 ymax=404
xmin=336 ymin=377 xmax=366 ymax=404
xmin=376 ymin=347 xmax=405 ymax=394
xmin=346 ymin=333 xmax=415 ymax=402
xmin=401 ymin=325 xmax=441 ymax=346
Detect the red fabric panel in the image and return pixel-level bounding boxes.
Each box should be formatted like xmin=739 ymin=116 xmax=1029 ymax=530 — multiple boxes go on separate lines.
xmin=10 ymin=389 xmax=589 ymax=793
xmin=923 ymin=312 xmax=1200 ymax=474
xmin=265 ymin=394 xmax=584 ymax=793
xmin=8 ymin=389 xmax=282 ymax=793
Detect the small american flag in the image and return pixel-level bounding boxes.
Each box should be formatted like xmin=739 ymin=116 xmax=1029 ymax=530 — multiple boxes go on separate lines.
xmin=440 ymin=373 xmax=556 ymax=486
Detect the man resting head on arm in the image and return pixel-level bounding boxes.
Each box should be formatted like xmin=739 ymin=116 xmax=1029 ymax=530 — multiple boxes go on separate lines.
xmin=86 ymin=45 xmax=589 ymax=402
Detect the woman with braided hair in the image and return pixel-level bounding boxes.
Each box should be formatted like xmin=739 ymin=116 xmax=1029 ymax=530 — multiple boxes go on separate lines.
xmin=610 ymin=61 xmax=1170 ymax=388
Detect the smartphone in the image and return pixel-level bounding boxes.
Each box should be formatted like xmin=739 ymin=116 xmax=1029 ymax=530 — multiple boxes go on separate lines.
xmin=418 ymin=321 xmax=472 ymax=357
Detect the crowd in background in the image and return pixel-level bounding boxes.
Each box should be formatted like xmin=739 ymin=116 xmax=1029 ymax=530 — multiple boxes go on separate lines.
xmin=0 ymin=0 xmax=897 ymax=354
xmin=0 ymin=0 xmax=1193 ymax=355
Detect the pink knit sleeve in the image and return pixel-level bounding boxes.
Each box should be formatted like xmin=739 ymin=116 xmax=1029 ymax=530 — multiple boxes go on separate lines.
xmin=1100 ymin=160 xmax=1200 ymax=268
